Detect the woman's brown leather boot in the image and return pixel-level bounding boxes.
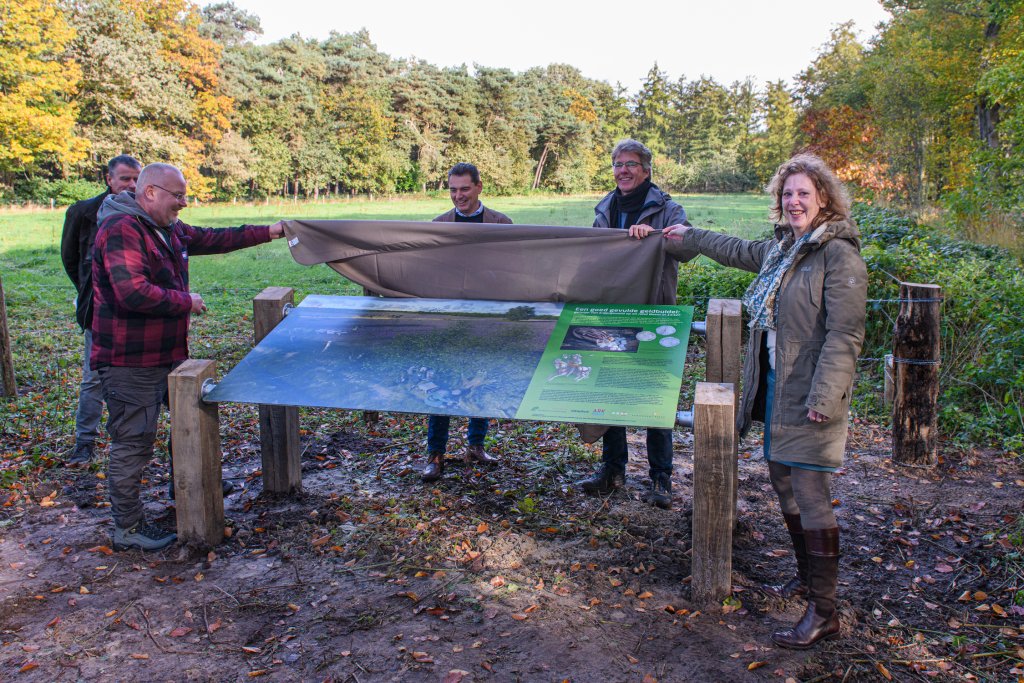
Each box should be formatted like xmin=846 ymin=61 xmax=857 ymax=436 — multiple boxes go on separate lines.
xmin=771 ymin=526 xmax=840 ymax=649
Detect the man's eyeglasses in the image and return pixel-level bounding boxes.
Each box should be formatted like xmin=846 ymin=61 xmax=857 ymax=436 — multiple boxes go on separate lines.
xmin=151 ymin=184 xmax=189 ymax=202
xmin=612 ymin=161 xmax=642 ymax=169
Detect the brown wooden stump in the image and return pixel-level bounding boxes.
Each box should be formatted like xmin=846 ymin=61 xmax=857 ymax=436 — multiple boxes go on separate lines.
xmin=169 ymin=359 xmax=224 ymax=546
xmin=253 ymin=287 xmax=302 ymax=494
xmin=892 ymin=283 xmax=941 ymax=466
xmin=691 ymin=382 xmax=737 ymax=607
xmin=0 ymin=275 xmax=16 ymax=397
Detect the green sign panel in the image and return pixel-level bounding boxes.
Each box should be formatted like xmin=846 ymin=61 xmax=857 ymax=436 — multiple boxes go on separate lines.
xmin=516 ymin=303 xmax=693 ymax=428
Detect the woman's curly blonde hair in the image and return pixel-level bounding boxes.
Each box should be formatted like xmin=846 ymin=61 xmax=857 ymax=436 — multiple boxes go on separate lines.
xmin=766 ymin=153 xmax=851 ymax=228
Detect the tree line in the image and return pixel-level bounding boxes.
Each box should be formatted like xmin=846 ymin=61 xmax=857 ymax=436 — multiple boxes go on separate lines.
xmin=2 ymin=0 xmax=1021 ymax=231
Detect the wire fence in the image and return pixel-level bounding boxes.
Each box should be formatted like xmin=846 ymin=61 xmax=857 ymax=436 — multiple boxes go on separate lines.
xmin=1 ymin=284 xmax=940 ymax=404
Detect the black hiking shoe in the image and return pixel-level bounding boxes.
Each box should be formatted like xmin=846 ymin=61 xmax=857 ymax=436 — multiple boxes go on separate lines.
xmin=68 ymin=443 xmax=94 ymax=468
xmin=113 ymin=522 xmax=177 ymax=552
xmin=644 ymin=473 xmax=672 ymax=510
xmin=579 ymin=466 xmax=625 ymax=495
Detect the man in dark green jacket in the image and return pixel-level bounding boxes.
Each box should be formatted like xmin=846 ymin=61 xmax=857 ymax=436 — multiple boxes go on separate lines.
xmin=60 ymin=155 xmax=142 ymax=467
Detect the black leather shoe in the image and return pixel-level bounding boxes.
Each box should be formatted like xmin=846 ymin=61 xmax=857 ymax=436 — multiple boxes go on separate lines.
xmin=579 ymin=466 xmax=625 ymax=495
xmin=464 ymin=444 xmax=497 ymax=464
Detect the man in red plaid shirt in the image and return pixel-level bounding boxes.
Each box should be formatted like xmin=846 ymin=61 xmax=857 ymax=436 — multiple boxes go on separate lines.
xmin=91 ymin=163 xmax=286 ymax=551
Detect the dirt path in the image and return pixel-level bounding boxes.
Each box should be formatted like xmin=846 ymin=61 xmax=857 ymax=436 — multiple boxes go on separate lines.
xmin=1 ymin=413 xmax=1021 ymax=682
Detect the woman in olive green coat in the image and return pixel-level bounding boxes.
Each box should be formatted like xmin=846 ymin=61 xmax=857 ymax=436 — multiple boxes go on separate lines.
xmin=631 ymin=153 xmax=867 ymax=649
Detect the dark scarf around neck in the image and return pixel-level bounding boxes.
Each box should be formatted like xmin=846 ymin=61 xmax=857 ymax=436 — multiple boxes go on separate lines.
xmin=609 ymin=178 xmax=653 ymax=229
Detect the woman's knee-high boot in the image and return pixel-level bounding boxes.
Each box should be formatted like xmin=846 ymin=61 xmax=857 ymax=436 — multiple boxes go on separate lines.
xmin=771 ymin=526 xmax=840 ymax=649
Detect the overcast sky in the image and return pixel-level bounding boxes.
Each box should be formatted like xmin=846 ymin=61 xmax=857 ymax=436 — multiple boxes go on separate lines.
xmin=230 ymin=0 xmax=891 ymax=93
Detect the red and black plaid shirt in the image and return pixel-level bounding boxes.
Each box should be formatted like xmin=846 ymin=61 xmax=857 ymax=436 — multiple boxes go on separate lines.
xmin=90 ymin=214 xmax=271 ymax=368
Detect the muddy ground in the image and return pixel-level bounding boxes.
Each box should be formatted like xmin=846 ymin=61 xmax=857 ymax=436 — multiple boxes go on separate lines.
xmin=0 ymin=407 xmax=1022 ymax=682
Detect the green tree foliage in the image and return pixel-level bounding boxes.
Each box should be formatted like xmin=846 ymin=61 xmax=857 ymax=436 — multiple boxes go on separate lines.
xmin=66 ymin=0 xmax=232 ymax=197
xmin=797 ymin=2 xmax=1024 ymax=234
xmin=4 ymin=0 xmax=1021 ymax=240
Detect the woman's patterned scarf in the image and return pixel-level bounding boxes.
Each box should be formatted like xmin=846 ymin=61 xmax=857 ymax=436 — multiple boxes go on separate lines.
xmin=742 ymin=230 xmax=812 ymax=330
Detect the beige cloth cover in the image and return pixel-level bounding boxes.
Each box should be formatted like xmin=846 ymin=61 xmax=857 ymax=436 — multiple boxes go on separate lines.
xmin=284 ymin=219 xmax=672 ymax=304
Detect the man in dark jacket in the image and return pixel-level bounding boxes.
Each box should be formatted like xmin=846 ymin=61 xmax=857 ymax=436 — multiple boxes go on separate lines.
xmin=420 ymin=163 xmax=511 ymax=482
xmin=61 ymin=155 xmax=142 ymax=467
xmin=579 ymin=139 xmax=687 ymax=510
xmin=91 ymin=162 xmax=286 ymax=551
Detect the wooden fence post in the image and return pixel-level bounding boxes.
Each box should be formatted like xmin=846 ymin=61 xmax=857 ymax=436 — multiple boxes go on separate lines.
xmin=691 ymin=382 xmax=737 ymax=607
xmin=892 ymin=283 xmax=942 ymax=466
xmin=705 ymin=299 xmax=742 ymax=525
xmin=705 ymin=299 xmax=742 ymax=386
xmin=0 ymin=275 xmax=16 ymax=397
xmin=169 ymin=359 xmax=224 ymax=546
xmin=253 ymin=287 xmax=302 ymax=493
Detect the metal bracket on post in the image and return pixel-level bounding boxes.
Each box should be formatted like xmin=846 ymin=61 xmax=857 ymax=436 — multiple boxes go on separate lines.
xmin=200 ymin=378 xmax=218 ymax=403
xmin=676 ymin=409 xmax=694 ymax=429
xmin=691 ymin=321 xmax=706 ymax=337
xmin=282 ymin=302 xmax=294 ymax=317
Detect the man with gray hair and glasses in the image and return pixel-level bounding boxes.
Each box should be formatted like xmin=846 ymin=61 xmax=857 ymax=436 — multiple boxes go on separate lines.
xmin=578 ymin=139 xmax=689 ymax=510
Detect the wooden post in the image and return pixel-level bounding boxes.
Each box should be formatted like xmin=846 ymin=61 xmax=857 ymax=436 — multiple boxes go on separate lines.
xmin=892 ymin=283 xmax=941 ymax=466
xmin=691 ymin=382 xmax=737 ymax=607
xmin=705 ymin=299 xmax=742 ymax=387
xmin=253 ymin=287 xmax=302 ymax=493
xmin=0 ymin=275 xmax=16 ymax=397
xmin=705 ymin=299 xmax=742 ymax=526
xmin=169 ymin=360 xmax=224 ymax=546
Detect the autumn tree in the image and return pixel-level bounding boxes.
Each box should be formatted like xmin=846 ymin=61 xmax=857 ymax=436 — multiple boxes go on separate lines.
xmin=0 ymin=0 xmax=88 ymax=180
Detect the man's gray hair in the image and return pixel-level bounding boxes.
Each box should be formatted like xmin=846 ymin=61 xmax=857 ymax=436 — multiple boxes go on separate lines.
xmin=611 ymin=139 xmax=653 ymax=171
xmin=136 ymin=163 xmax=184 ymax=193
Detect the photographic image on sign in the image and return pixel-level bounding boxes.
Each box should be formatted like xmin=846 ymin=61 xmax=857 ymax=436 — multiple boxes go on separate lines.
xmin=205 ymin=296 xmax=560 ymax=417
xmin=560 ymin=326 xmax=641 ymax=353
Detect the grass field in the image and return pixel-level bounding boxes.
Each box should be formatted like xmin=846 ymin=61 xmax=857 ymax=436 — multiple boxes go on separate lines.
xmin=0 ymin=191 xmax=764 ymax=476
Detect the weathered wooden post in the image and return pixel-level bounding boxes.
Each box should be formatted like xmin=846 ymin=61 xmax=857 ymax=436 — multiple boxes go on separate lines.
xmin=705 ymin=299 xmax=742 ymax=387
xmin=691 ymin=382 xmax=737 ymax=607
xmin=705 ymin=299 xmax=742 ymax=523
xmin=0 ymin=275 xmax=16 ymax=398
xmin=892 ymin=283 xmax=942 ymax=466
xmin=253 ymin=287 xmax=302 ymax=493
xmin=169 ymin=359 xmax=223 ymax=546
